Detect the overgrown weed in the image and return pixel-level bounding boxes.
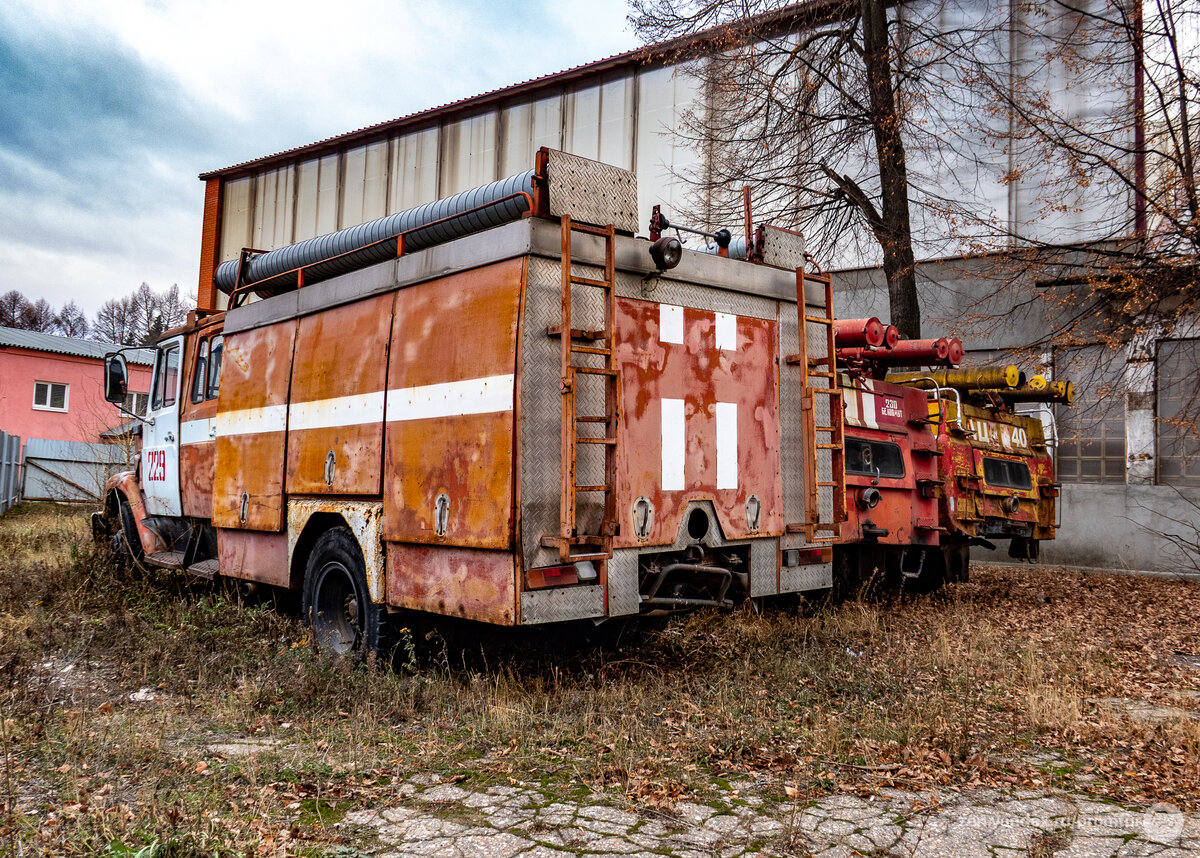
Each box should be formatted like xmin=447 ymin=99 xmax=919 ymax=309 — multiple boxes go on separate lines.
xmin=0 ymin=503 xmax=1197 ymax=855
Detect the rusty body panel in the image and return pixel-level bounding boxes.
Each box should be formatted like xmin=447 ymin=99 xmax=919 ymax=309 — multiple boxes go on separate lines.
xmin=839 ymin=378 xmax=940 ymax=547
xmin=178 ymin=318 xmax=225 ymax=519
xmin=613 ymin=298 xmax=783 ymax=546
xmin=213 ymin=321 xmax=297 ymax=531
xmin=287 ymin=293 xmax=394 ymax=496
xmin=218 ymin=528 xmax=289 ymax=587
xmin=288 ymin=499 xmax=385 ymax=600
xmin=387 ymin=542 xmax=515 ymax=624
xmin=103 ymin=470 xmax=162 ymax=556
xmin=382 ymin=258 xmax=523 ymax=549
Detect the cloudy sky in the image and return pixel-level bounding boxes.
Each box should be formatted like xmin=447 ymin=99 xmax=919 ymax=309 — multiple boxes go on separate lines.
xmin=0 ymin=0 xmax=639 ymax=317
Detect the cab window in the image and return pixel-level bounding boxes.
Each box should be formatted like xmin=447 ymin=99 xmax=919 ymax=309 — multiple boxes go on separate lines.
xmin=151 ymin=345 xmax=180 ymax=411
xmin=983 ymin=457 xmax=1032 ymax=489
xmin=191 ymin=339 xmax=209 ymax=403
xmin=846 ymin=438 xmax=905 ymax=479
xmin=206 ymin=336 xmax=223 ymax=400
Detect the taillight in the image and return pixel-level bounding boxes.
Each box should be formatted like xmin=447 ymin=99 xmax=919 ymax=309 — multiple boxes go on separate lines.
xmin=525 ymin=561 xmax=599 ymax=590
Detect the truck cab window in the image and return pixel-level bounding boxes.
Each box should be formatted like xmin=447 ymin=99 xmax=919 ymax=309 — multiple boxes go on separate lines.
xmin=845 ymin=438 xmax=905 ymax=479
xmin=152 ymin=345 xmax=180 ymax=411
xmin=191 ymin=339 xmax=209 ymax=403
xmin=206 ymin=336 xmax=223 ymax=400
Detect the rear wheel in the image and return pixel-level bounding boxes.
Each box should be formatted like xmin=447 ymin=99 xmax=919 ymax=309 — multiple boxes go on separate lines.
xmin=302 ymin=527 xmax=392 ymax=660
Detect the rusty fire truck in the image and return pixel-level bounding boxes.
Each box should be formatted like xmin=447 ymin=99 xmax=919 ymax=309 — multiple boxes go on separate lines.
xmin=93 ymin=149 xmax=843 ymax=655
xmin=834 ymin=319 xmax=1069 ymax=594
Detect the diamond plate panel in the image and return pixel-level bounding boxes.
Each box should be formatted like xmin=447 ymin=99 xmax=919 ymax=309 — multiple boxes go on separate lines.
xmin=781 ymin=561 xmax=832 ymax=593
xmin=521 ymin=584 xmax=606 ymax=624
xmin=607 ymin=549 xmax=640 ymax=617
xmin=750 ymin=538 xmax=778 ymax=596
xmin=546 ymin=150 xmax=638 ymax=234
xmin=759 ymin=225 xmax=807 ymax=271
xmin=619 ymin=273 xmax=778 ymax=321
xmin=779 ymin=309 xmax=806 ymax=525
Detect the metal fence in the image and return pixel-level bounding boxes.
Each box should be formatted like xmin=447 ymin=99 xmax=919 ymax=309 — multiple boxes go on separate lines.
xmin=0 ymin=430 xmax=20 ymax=513
xmin=20 ymin=439 xmax=132 ymax=504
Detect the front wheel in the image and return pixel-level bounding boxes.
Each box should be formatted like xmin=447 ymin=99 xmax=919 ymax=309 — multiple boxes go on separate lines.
xmin=302 ymin=527 xmax=392 ymax=660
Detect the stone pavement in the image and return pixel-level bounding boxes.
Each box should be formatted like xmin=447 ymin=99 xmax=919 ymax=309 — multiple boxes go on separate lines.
xmin=341 ymin=775 xmax=1200 ymax=857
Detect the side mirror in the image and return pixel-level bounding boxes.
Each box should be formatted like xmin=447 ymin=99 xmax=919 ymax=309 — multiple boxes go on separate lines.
xmin=104 ymin=354 xmax=129 ymax=404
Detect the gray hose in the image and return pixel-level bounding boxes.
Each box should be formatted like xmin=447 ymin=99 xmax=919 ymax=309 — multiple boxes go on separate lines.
xmin=214 ymin=170 xmax=536 ymax=293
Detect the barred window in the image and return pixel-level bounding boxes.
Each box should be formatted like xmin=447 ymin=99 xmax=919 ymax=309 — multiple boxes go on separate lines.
xmin=1156 ymin=338 xmax=1200 ymax=487
xmin=1055 ymin=346 xmax=1125 ymax=484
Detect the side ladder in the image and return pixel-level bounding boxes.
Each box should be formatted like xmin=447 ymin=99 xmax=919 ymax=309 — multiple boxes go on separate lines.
xmin=541 ymin=216 xmax=619 ymax=561
xmin=789 ymin=266 xmax=846 ymax=542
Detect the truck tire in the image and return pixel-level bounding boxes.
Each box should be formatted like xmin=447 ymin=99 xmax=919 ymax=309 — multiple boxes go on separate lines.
xmin=302 ymin=527 xmax=392 ymax=661
xmin=114 ymin=496 xmax=144 ymax=567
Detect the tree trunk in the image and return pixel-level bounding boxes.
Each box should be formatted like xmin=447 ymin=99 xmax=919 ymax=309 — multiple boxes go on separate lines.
xmin=860 ymin=0 xmax=921 ymax=339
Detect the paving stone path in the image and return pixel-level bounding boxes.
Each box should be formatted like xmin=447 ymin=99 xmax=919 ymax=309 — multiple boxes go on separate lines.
xmin=341 ymin=776 xmax=1199 ymax=857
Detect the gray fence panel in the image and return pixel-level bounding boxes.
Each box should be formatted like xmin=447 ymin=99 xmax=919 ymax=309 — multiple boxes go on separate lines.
xmin=0 ymin=431 xmax=21 ymax=513
xmin=20 ymin=439 xmax=131 ymax=503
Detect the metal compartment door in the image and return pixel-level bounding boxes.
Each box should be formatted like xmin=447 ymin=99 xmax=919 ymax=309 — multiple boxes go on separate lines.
xmin=212 ymin=321 xmax=297 ymax=531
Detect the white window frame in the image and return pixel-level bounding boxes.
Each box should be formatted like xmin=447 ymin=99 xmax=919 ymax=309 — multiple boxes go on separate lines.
xmin=32 ymin=380 xmax=70 ymax=412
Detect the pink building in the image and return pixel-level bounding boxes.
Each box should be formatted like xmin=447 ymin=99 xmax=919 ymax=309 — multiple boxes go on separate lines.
xmin=0 ymin=327 xmax=154 ymax=444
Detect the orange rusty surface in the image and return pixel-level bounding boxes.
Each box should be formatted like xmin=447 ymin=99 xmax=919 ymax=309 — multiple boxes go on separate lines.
xmin=179 ymin=323 xmax=223 ymax=519
xmin=287 ymin=293 xmax=395 ymax=495
xmin=382 ymin=259 xmax=523 ymax=548
xmin=217 ymin=528 xmax=290 ymax=587
xmin=612 ymin=298 xmax=782 ymax=546
xmin=213 ymin=321 xmax=297 ymax=531
xmin=109 ymin=471 xmax=162 ymax=556
xmin=840 ymin=380 xmax=939 ymax=547
xmin=386 ymin=542 xmax=515 ymax=624
xmin=197 ymin=178 xmax=222 ymax=312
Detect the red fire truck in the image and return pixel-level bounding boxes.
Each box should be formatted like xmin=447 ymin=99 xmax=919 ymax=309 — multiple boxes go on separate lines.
xmin=835 ymin=320 xmax=1068 ymax=593
xmin=93 ymin=149 xmax=842 ymax=656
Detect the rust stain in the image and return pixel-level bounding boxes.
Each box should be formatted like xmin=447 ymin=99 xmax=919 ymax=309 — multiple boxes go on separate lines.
xmin=386 ymin=542 xmax=515 ymax=624
xmin=217 ymin=528 xmax=289 ymax=587
xmin=213 ymin=321 xmax=297 ymax=531
xmin=613 ymin=297 xmax=782 ymax=546
xmin=287 ymin=293 xmax=394 ymax=496
xmin=382 ymin=259 xmax=522 ymax=547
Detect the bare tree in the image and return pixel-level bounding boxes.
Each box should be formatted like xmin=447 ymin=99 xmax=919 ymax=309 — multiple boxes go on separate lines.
xmin=20 ymin=298 xmax=56 ymax=333
xmin=631 ymin=0 xmax=937 ymax=336
xmin=54 ymin=301 xmax=90 ymax=338
xmin=0 ymin=290 xmax=29 ymax=328
xmin=91 ymin=282 xmax=195 ymax=346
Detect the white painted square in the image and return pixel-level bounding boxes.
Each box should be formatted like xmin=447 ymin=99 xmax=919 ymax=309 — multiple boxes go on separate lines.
xmin=716 ymin=401 xmax=738 ymax=489
xmin=715 ymin=313 xmax=737 ymax=351
xmin=661 ymin=398 xmax=685 ymax=491
xmin=659 ymin=304 xmax=683 ymax=344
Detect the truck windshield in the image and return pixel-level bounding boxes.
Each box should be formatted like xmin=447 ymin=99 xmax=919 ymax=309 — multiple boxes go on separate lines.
xmin=983 ymin=457 xmax=1032 ymax=489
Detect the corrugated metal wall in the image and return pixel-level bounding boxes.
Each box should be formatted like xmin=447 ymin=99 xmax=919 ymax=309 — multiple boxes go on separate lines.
xmin=218 ymin=67 xmax=704 ymax=282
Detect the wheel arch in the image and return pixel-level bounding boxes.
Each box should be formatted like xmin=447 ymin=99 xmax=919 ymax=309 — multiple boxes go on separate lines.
xmin=287 ymin=500 xmax=386 ymax=602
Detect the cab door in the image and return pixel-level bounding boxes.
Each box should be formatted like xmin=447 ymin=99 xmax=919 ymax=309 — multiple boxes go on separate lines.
xmin=143 ymin=336 xmax=184 ymax=516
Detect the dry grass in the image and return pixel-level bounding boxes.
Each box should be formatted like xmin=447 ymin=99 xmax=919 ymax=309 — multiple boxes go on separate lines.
xmin=0 ymin=503 xmax=1198 ymax=856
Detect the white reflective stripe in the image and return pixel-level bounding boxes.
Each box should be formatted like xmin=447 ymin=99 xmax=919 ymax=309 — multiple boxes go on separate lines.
xmin=659 ymin=304 xmax=683 ymax=344
xmin=180 ymin=418 xmax=215 ymax=445
xmin=715 ymin=313 xmax=737 ymax=351
xmin=386 ymin=374 xmax=514 ymax=421
xmin=290 ymin=391 xmax=385 ymax=432
xmin=661 ymin=398 xmax=685 ymax=491
xmin=860 ymin=392 xmax=879 ymax=430
xmin=716 ymin=401 xmax=738 ymax=489
xmin=216 ymin=404 xmax=288 ymax=436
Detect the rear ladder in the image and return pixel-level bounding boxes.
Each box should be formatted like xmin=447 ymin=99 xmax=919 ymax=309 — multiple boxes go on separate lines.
xmin=788 ymin=266 xmax=846 ymax=542
xmin=541 ymin=217 xmax=619 ymax=561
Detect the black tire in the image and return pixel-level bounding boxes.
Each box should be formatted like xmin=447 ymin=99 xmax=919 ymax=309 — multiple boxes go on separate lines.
xmin=113 ymin=496 xmax=143 ymax=567
xmin=302 ymin=527 xmax=392 ymax=660
xmin=830 ymin=549 xmax=856 ymax=604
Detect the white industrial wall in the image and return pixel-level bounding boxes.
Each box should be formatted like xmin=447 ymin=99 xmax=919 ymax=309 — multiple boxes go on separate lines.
xmin=215 ymin=0 xmax=1136 ymax=294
